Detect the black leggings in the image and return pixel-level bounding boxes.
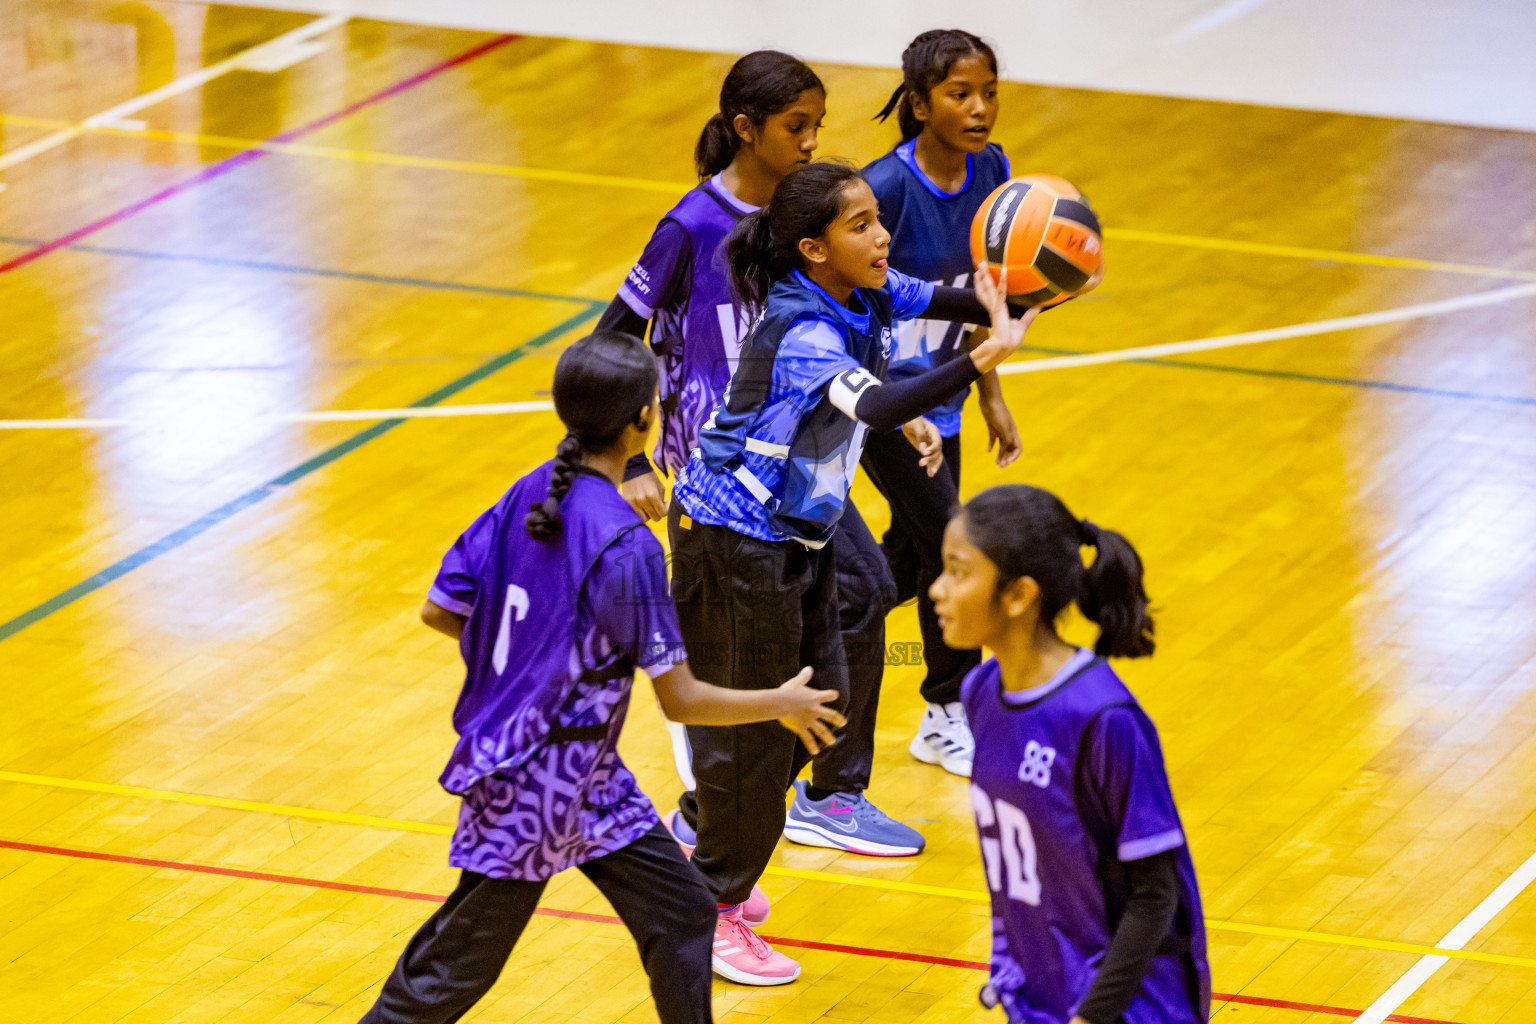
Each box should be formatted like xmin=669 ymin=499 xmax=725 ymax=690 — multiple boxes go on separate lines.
xmin=860 ymin=429 xmax=979 ymax=706
xmin=358 ymin=824 xmax=717 ymax=1024
xmin=669 ymin=506 xmax=850 ymax=905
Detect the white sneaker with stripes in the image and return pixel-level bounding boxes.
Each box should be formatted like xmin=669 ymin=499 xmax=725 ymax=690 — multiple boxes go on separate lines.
xmin=909 ymin=701 xmax=974 ymax=777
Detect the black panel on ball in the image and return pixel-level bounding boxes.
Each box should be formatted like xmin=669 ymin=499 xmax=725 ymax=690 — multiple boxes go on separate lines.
xmin=983 ymin=182 xmax=1032 ymax=265
xmin=1035 ymin=246 xmax=1091 ymax=292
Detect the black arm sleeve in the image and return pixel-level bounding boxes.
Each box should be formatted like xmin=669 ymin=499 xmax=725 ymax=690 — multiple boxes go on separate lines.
xmin=1075 ymin=850 xmax=1182 ymax=1024
xmin=920 ymin=286 xmax=1032 ymax=326
xmin=598 ymin=295 xmax=650 ymax=340
xmin=623 ymin=452 xmax=656 ymax=482
xmin=602 ymin=296 xmax=659 ymax=482
xmin=851 ymin=355 xmax=981 ymax=433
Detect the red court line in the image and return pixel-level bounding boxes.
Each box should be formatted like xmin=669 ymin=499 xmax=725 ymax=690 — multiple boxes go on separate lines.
xmin=0 ymin=31 xmax=519 ymax=276
xmin=0 ymin=838 xmax=1462 ymax=1023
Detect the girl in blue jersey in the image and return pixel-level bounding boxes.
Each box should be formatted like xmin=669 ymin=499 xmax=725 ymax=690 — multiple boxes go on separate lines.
xmin=668 ymin=160 xmax=1039 ymax=984
xmin=599 ymin=53 xmax=924 ymax=875
xmin=930 ymin=485 xmax=1210 ymax=1024
xmin=355 ymin=332 xmax=843 ymax=1024
xmin=863 ymin=30 xmax=1020 ymax=779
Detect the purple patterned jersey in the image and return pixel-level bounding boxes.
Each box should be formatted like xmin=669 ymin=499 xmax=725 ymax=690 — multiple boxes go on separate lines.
xmin=427 ymin=462 xmax=685 ymax=880
xmin=962 ymin=651 xmax=1211 ymax=1024
xmin=618 ymin=174 xmax=756 ymax=475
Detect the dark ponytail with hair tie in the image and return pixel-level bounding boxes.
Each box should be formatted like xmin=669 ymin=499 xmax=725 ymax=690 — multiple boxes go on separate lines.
xmin=874 ymin=29 xmax=998 ymax=142
xmin=960 ymin=486 xmax=1155 ymax=659
xmin=874 ymin=82 xmax=906 ymax=126
xmin=695 ymin=51 xmax=825 ymax=179
xmin=524 ymin=332 xmax=658 ymax=542
xmin=726 ymin=160 xmax=863 ymax=316
xmin=1078 ymin=519 xmax=1101 ymax=546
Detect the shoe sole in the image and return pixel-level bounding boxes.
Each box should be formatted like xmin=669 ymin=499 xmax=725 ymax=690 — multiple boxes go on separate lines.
xmin=783 ymin=820 xmax=923 ymax=857
xmin=909 ymin=736 xmax=972 ymax=778
xmin=711 ymin=956 xmax=801 ymax=986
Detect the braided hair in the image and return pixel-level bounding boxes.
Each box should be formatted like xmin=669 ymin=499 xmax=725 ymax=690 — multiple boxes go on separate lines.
xmin=874 ymin=29 xmax=998 ymax=142
xmin=696 ymin=51 xmax=825 ymax=178
xmin=959 ymin=485 xmax=1155 ymax=658
xmin=524 ymin=331 xmax=658 ymax=541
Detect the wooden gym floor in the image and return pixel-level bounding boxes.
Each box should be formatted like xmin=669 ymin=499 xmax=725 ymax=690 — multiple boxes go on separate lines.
xmin=3 ymin=4 xmax=1536 ymax=1022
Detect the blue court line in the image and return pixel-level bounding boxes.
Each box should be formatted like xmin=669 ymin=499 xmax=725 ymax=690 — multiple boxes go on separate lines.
xmin=0 ymin=303 xmax=602 ymax=644
xmin=4 ymin=232 xmax=1531 ymax=408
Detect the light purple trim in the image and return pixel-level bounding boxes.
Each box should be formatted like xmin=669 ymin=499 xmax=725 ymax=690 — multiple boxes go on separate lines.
xmin=640 ymin=660 xmax=677 ymax=680
xmin=1119 ymin=828 xmax=1185 ymax=862
xmin=1000 ymin=647 xmax=1093 ymax=706
xmin=708 ymin=173 xmax=759 ymax=214
xmin=427 ymin=585 xmax=474 ymax=617
xmin=617 ymin=282 xmax=654 ymax=319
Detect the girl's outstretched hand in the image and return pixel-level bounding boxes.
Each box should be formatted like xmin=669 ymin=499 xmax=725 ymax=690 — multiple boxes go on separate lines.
xmin=775 ymin=667 xmax=844 ymax=754
xmin=901 ymin=417 xmax=944 ymax=476
xmin=969 ymin=265 xmax=1040 ymax=374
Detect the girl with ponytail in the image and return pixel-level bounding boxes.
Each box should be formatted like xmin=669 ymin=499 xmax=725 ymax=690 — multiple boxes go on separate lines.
xmin=599 ymin=51 xmax=929 ymax=953
xmin=930 ymin=485 xmax=1211 ymax=1024
xmin=356 ymin=331 xmax=844 ymax=1024
xmin=600 ymin=49 xmax=824 ymax=513
xmin=666 ymin=159 xmax=1042 ymax=983
xmin=865 ymin=29 xmax=1021 ymax=779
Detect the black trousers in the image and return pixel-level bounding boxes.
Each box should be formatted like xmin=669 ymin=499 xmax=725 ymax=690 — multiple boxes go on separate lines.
xmin=810 ymin=501 xmax=895 ymax=792
xmin=668 ymin=505 xmax=859 ymax=905
xmin=667 ymin=502 xmax=892 ymax=797
xmin=357 ymin=825 xmax=716 ymax=1024
xmin=860 ymin=429 xmax=979 ymax=706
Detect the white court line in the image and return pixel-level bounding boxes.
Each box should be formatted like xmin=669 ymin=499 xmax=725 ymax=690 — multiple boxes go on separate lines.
xmin=1355 ymin=849 xmax=1536 ymax=1024
xmin=0 ymin=401 xmax=554 ymax=431
xmin=0 ymin=14 xmax=346 ymax=173
xmin=4 ymin=283 xmax=1535 ymax=430
xmin=998 ymin=281 xmax=1536 ymax=375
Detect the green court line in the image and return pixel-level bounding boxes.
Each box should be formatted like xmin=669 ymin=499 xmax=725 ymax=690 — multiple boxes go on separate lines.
xmin=0 ymin=303 xmax=602 ymax=643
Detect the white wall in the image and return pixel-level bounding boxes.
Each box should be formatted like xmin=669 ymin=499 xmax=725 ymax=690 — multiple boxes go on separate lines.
xmin=246 ymin=0 xmax=1536 ymax=133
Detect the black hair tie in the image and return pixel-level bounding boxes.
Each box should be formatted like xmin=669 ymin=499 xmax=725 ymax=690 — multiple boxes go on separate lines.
xmin=1078 ymin=519 xmax=1101 ymax=546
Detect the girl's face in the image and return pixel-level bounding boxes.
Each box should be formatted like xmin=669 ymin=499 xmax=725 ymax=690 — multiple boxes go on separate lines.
xmin=806 ymin=178 xmax=891 ymax=293
xmin=740 ymin=88 xmax=825 ymax=180
xmin=912 ymin=55 xmax=998 ymax=154
xmin=931 ymin=514 xmax=1008 ymax=650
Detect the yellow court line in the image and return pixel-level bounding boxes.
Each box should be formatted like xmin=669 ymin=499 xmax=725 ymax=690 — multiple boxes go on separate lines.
xmin=1104 ymin=226 xmax=1536 ymax=283
xmin=4 ymin=113 xmax=1535 ymax=282
xmin=0 ymin=114 xmax=685 ymax=195
xmin=5 ymin=768 xmax=1536 ymax=971
xmin=0 ymin=769 xmax=454 ymax=835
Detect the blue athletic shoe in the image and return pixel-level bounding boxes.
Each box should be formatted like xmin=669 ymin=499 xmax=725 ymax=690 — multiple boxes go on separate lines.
xmin=782 ymin=781 xmax=925 ymax=857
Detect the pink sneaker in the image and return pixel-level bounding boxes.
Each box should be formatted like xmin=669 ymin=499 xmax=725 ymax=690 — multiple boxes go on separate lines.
xmin=663 ymin=810 xmax=771 ymax=926
xmin=711 ymin=905 xmax=800 ymax=985
xmin=741 ymin=885 xmax=771 ymax=926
